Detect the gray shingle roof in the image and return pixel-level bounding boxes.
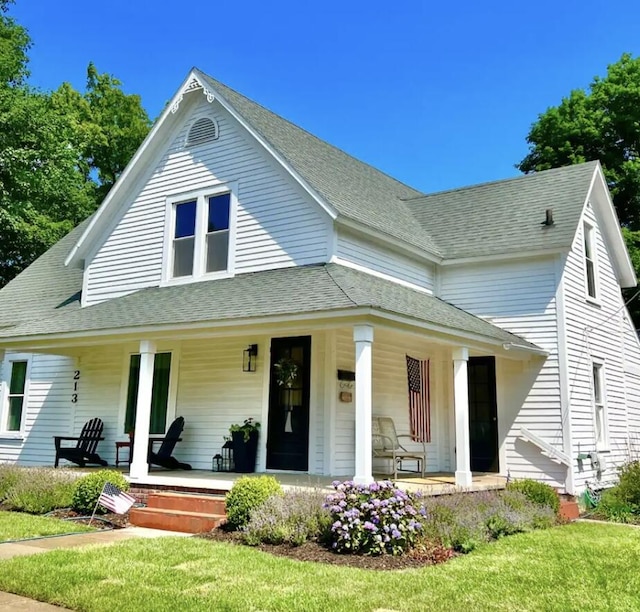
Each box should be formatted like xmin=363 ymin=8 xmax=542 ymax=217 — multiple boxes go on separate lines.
xmin=0 ymin=262 xmax=538 ymax=350
xmin=196 ymin=70 xmax=441 ymax=256
xmin=406 ymin=162 xmax=598 ymax=259
xmin=0 ymin=220 xmax=88 ymax=329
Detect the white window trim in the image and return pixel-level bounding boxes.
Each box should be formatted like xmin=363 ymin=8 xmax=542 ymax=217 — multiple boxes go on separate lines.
xmin=583 ymin=220 xmax=600 ymax=305
xmin=161 ymin=182 xmax=238 ymax=285
xmin=0 ymin=352 xmax=31 ymax=437
xmin=117 ymin=346 xmax=180 ymax=437
xmin=591 ymin=358 xmax=609 ymax=452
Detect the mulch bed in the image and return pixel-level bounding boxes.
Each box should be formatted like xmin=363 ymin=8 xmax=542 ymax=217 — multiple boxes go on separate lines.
xmin=199 ymin=525 xmax=455 ymax=570
xmin=45 ymin=508 xmax=130 ymax=529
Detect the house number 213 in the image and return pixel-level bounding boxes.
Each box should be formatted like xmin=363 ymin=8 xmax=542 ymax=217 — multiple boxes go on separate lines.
xmin=71 ymin=370 xmax=80 ymax=403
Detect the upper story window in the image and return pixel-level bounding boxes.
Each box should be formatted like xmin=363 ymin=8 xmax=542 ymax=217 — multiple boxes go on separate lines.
xmin=584 ymin=221 xmax=598 ymax=300
xmin=1 ymin=354 xmax=30 ymax=434
xmin=165 ymin=185 xmax=236 ymax=283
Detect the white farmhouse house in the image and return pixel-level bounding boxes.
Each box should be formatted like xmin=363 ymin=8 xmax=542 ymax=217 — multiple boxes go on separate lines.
xmin=0 ymin=69 xmax=638 ymax=495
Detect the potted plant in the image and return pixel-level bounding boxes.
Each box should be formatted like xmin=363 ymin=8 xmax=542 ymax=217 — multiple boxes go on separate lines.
xmin=229 ymin=418 xmax=260 ymax=473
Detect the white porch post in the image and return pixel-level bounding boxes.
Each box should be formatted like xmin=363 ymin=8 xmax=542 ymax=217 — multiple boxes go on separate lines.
xmin=129 ymin=340 xmax=156 ymax=480
xmin=353 ymin=325 xmax=374 ymax=485
xmin=453 ymin=347 xmax=472 ymax=487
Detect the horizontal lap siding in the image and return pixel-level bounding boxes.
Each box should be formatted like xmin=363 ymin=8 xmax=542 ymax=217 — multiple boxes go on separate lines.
xmin=623 ymin=313 xmax=640 ymax=458
xmin=565 ymin=205 xmax=630 ymax=490
xmin=336 ymin=232 xmax=434 ymax=291
xmin=0 ymin=353 xmax=74 ymax=466
xmin=441 ymin=258 xmax=566 ymax=486
xmin=334 ymin=328 xmax=449 ymax=477
xmin=85 ymin=94 xmax=330 ymax=306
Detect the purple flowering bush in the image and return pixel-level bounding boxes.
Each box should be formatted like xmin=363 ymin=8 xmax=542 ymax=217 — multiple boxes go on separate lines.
xmin=324 ymin=480 xmax=423 ymax=555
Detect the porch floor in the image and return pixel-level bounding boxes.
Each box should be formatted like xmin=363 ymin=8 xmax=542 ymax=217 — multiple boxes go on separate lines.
xmin=122 ymin=469 xmax=507 ymax=496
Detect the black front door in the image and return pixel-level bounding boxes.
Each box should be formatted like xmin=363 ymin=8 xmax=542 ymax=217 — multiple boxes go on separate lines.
xmin=266 ymin=336 xmax=311 ymax=471
xmin=468 ymin=356 xmax=499 ymax=473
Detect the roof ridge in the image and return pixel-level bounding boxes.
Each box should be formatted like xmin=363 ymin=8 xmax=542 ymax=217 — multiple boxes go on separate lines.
xmin=324 ymin=264 xmax=360 ymax=306
xmin=403 ymin=160 xmax=600 ymax=201
xmin=195 ymin=69 xmax=424 ymax=196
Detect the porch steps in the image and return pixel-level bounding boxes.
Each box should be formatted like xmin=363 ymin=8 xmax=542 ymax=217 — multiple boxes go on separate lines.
xmin=129 ymin=492 xmax=226 ymax=534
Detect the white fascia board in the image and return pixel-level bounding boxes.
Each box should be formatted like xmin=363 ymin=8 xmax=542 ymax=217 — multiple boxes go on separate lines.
xmin=64 ymin=69 xmax=208 ymax=269
xmin=335 ymin=216 xmax=442 ymax=265
xmin=589 ymin=164 xmax=637 ymax=287
xmin=193 ymin=69 xmax=338 ymax=222
xmin=441 ymin=248 xmax=566 ymax=266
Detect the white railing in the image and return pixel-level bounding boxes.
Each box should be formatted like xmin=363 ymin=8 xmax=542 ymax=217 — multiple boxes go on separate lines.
xmin=518 ymin=428 xmax=572 ymax=466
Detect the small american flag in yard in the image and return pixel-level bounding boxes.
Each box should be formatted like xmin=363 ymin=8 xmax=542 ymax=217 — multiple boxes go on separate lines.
xmin=98 ymin=483 xmax=135 ymax=515
xmin=406 ymin=355 xmax=431 ymax=443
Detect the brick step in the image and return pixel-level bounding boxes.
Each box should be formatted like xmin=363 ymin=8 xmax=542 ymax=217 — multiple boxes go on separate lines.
xmin=147 ymin=491 xmax=226 ymax=515
xmin=129 ymin=507 xmax=226 ymax=534
xmin=559 ymin=499 xmax=580 ymax=521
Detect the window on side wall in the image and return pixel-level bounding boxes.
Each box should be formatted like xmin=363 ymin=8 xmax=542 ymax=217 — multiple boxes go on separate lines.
xmin=1 ymin=355 xmax=29 ymax=434
xmin=592 ymin=360 xmax=608 ymax=451
xmin=167 ymin=186 xmax=234 ymax=282
xmin=584 ymin=222 xmax=598 ymax=300
xmin=124 ymin=352 xmax=173 ymax=435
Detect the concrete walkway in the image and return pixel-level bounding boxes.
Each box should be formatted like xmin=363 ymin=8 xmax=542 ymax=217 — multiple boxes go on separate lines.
xmin=0 ymin=526 xmax=190 ymax=611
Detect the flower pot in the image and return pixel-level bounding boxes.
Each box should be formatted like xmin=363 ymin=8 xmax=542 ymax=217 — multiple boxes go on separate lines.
xmin=231 ymin=430 xmax=259 ymax=473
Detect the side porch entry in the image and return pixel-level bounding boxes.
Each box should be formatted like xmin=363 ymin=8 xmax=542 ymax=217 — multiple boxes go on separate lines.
xmin=468 ymin=356 xmax=498 ymax=473
xmin=266 ymin=336 xmax=311 ymax=471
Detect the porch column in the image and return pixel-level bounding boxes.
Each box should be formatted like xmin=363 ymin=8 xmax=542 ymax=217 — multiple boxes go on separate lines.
xmin=453 ymin=347 xmax=472 ymax=487
xmin=129 ymin=340 xmax=156 ymax=480
xmin=353 ymin=325 xmax=374 ymax=485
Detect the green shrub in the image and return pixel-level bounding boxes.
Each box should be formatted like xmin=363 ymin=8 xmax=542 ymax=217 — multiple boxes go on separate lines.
xmin=242 ymin=488 xmax=331 ymax=546
xmin=594 ymin=487 xmax=635 ymax=523
xmin=4 ymin=468 xmax=77 ymax=513
xmin=225 ymin=476 xmax=282 ymax=529
xmin=72 ymin=470 xmax=130 ymax=514
xmin=616 ymin=460 xmax=640 ymax=510
xmin=0 ymin=464 xmax=21 ymax=501
xmin=506 ymin=479 xmax=560 ymax=514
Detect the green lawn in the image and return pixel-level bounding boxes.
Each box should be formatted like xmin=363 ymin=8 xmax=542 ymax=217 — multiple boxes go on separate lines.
xmin=0 ymin=522 xmax=638 ymax=611
xmin=0 ymin=511 xmax=93 ymax=541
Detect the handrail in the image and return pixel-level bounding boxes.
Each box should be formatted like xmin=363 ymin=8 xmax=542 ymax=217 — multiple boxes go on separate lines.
xmin=518 ymin=428 xmax=571 ymax=466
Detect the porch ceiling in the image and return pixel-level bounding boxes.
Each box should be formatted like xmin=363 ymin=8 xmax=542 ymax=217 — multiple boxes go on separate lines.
xmin=0 ymin=263 xmax=541 ymax=353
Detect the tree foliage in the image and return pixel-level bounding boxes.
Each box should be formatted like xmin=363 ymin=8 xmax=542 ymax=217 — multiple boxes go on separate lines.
xmin=518 ymin=53 xmax=640 ymax=323
xmin=0 ymin=1 xmax=150 ymax=286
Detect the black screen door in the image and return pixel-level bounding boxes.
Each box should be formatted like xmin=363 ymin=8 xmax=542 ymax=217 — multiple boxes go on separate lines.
xmin=266 ymin=336 xmax=311 ymax=471
xmin=468 ymin=356 xmax=499 ymax=473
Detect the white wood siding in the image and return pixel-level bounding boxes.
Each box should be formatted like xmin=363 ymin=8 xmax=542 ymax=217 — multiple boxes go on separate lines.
xmin=622 ymin=311 xmax=640 ymax=459
xmin=0 ymin=352 xmax=74 ymax=465
xmin=336 ymin=231 xmax=434 ymax=292
xmin=84 ymin=93 xmax=331 ymax=306
xmin=563 ymin=203 xmax=630 ymax=490
xmin=441 ymin=258 xmax=566 ymax=487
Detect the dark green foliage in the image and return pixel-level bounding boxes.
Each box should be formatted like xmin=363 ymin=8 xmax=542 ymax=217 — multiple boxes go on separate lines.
xmin=506 ymin=479 xmax=560 ymax=514
xmin=71 ymin=470 xmax=130 ymax=515
xmin=594 ymin=487 xmax=635 ymax=523
xmin=225 ymin=476 xmax=283 ymax=529
xmin=0 ymin=2 xmax=150 ymax=287
xmin=242 ymin=488 xmax=331 ymax=546
xmin=2 ymin=467 xmax=77 ymax=513
xmin=616 ymin=460 xmax=640 ymax=509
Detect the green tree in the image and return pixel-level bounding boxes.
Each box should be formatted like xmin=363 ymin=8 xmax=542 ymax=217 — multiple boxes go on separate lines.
xmin=0 ymin=1 xmax=150 ymax=287
xmin=518 ymin=53 xmax=640 ymax=324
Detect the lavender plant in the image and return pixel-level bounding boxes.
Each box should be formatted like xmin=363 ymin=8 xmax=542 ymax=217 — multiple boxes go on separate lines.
xmin=324 ymin=480 xmax=423 ymax=556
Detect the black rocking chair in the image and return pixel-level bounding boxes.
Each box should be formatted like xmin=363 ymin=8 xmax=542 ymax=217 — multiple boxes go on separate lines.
xmin=54 ymin=418 xmax=108 ymax=468
xmin=148 ymin=416 xmax=192 ymax=470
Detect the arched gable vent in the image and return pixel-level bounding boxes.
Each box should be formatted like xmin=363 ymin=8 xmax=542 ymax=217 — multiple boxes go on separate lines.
xmin=186 ymin=117 xmax=219 ymax=147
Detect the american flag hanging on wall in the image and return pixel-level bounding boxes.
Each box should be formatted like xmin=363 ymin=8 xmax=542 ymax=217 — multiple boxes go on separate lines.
xmin=406 ymin=355 xmax=431 ymax=443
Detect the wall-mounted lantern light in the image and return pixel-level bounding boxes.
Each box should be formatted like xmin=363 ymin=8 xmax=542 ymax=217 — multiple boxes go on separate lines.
xmin=243 ymin=344 xmax=258 ymax=372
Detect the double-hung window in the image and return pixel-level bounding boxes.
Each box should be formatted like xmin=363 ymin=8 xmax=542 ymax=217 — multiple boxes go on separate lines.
xmin=1 ymin=355 xmax=29 ymax=434
xmin=592 ymin=360 xmax=609 ymax=450
xmin=584 ymin=221 xmax=598 ymax=300
xmin=167 ymin=186 xmax=234 ymax=282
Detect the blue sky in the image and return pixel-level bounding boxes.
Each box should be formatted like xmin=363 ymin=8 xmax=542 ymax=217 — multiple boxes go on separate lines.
xmin=12 ymin=1 xmax=640 ymax=194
